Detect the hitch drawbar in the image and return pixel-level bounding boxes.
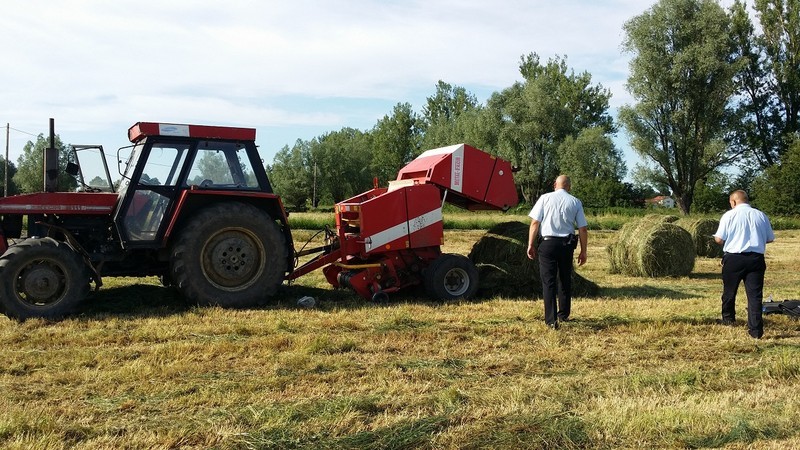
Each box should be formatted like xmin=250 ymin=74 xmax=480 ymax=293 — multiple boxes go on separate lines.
xmin=763 ymin=299 xmax=800 ymax=317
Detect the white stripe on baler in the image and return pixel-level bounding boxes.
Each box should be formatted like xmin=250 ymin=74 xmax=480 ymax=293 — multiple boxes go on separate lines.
xmin=408 ymin=208 xmax=443 ymax=233
xmin=415 ymin=144 xmax=465 ymax=194
xmin=365 ymin=208 xmax=443 ymax=252
xmin=449 ymin=145 xmax=464 ymax=193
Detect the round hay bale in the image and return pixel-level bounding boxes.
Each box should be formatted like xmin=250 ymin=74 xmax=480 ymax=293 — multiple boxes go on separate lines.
xmin=633 ymin=222 xmax=695 ymax=276
xmin=608 ymin=214 xmax=677 ymax=274
xmin=607 ymin=218 xmax=695 ymax=277
xmin=643 ymin=213 xmax=680 ymax=224
xmin=675 ymin=218 xmax=722 ymax=258
xmin=468 ymin=221 xmax=599 ymax=298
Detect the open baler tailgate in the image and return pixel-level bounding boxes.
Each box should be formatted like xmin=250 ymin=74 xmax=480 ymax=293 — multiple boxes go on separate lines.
xmin=394 ymin=144 xmax=518 ymax=211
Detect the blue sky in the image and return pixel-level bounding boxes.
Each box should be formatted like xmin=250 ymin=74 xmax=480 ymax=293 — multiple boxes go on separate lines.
xmin=1 ymin=0 xmax=704 ymax=179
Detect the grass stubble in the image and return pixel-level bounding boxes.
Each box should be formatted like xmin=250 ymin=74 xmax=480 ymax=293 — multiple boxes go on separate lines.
xmin=0 ymin=220 xmax=799 ymax=449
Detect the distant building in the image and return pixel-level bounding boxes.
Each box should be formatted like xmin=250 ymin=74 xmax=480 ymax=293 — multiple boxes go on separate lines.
xmin=646 ymin=195 xmax=675 ymax=208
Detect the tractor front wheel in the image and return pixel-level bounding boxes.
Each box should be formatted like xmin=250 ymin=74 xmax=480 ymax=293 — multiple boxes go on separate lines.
xmin=424 ymin=253 xmax=479 ymax=300
xmin=0 ymin=238 xmax=90 ymax=320
xmin=170 ymin=202 xmax=288 ymax=308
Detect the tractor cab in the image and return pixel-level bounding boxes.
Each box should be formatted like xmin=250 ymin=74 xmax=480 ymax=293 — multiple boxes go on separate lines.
xmin=113 ymin=122 xmax=274 ymax=245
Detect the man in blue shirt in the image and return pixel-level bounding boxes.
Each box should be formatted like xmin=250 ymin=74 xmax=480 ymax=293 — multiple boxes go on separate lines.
xmin=527 ymin=175 xmax=588 ymax=329
xmin=714 ymin=190 xmax=775 ymax=339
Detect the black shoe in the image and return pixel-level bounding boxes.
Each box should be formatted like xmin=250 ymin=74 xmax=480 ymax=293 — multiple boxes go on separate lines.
xmin=716 ymin=319 xmax=735 ymax=326
xmin=546 ymin=322 xmax=559 ymax=330
xmin=749 ymin=330 xmax=763 ymax=339
xmin=558 ymin=316 xmax=570 ymax=322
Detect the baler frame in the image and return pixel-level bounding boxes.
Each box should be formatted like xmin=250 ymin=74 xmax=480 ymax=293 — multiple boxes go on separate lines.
xmin=286 ymin=143 xmax=518 ymax=301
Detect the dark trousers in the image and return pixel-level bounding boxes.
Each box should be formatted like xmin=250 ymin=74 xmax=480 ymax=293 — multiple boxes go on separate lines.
xmin=538 ymin=239 xmax=574 ymax=324
xmin=721 ymin=252 xmax=766 ymax=338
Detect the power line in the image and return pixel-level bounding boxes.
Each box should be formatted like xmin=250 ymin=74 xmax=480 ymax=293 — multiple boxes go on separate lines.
xmin=0 ymin=125 xmax=39 ymax=138
xmin=8 ymin=127 xmax=38 ymax=137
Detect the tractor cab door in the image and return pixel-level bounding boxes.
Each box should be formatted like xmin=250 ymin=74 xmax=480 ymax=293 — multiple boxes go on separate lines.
xmin=114 ymin=140 xmax=191 ymax=245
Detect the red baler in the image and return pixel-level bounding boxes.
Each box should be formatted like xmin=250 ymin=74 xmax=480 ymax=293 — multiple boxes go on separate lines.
xmin=289 ymin=144 xmax=518 ymax=301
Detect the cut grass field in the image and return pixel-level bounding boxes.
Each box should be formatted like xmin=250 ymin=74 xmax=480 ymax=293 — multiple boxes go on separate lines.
xmin=1 ymin=219 xmax=800 ymax=449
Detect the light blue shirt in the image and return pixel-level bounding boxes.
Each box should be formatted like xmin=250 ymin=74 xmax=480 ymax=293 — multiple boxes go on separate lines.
xmin=529 ymin=189 xmax=588 ymax=237
xmin=714 ymin=203 xmax=774 ymax=254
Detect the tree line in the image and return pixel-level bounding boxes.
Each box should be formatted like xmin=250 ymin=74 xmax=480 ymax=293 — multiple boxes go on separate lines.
xmin=269 ymin=57 xmax=638 ymax=212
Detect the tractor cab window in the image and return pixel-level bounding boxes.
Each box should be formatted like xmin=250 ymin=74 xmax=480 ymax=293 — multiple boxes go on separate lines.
xmin=185 ymin=141 xmax=258 ymax=189
xmin=71 ymin=145 xmax=115 ymax=192
xmin=121 ymin=143 xmax=190 ymax=242
xmin=139 ymin=144 xmax=190 ymax=186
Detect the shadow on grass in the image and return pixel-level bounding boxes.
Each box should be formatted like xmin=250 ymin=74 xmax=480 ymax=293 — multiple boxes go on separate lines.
xmin=236 ymin=414 xmax=451 ymax=450
xmin=566 ymin=315 xmax=730 ymax=331
xmin=79 ymin=284 xmax=193 ymax=319
xmin=72 ymin=278 xmax=708 ymax=320
xmin=75 ymin=282 xmax=380 ymax=320
xmin=598 ymin=285 xmax=701 ymax=300
xmin=688 ymin=272 xmax=721 ymax=280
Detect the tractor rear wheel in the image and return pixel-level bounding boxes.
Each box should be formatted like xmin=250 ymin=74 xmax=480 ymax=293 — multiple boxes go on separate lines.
xmin=170 ymin=202 xmax=288 ymax=308
xmin=0 ymin=237 xmax=90 ymax=320
xmin=424 ymin=253 xmax=479 ymax=300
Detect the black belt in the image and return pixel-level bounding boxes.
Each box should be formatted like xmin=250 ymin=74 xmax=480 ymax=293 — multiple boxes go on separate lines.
xmin=542 ymin=235 xmax=571 ymax=241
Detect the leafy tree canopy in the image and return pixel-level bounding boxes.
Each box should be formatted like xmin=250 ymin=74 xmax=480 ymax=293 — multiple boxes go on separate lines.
xmin=14 ymin=134 xmax=77 ymax=193
xmin=0 ymin=157 xmax=19 ymax=196
xmin=751 ymin=136 xmax=800 ymax=214
xmin=620 ymin=0 xmax=743 ymax=214
xmin=487 ymin=53 xmax=616 ymax=203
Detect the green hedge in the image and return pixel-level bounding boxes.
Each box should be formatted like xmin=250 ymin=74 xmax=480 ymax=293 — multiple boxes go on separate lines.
xmin=287 ymin=211 xmax=800 ymax=231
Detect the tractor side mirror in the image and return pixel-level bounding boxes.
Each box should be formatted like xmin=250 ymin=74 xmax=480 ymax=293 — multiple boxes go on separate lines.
xmin=66 ymin=162 xmax=80 ymax=176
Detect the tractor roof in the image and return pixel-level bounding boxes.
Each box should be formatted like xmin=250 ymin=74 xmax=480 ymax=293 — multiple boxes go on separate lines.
xmin=128 ymin=122 xmax=256 ymax=143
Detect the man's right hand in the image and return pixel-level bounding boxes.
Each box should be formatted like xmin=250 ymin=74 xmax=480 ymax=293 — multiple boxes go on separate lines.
xmin=577 ymin=250 xmax=587 ymax=266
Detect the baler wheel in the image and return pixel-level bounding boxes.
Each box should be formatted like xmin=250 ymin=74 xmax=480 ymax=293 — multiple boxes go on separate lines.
xmin=0 ymin=237 xmax=90 ymax=320
xmin=424 ymin=253 xmax=479 ymax=300
xmin=170 ymin=202 xmax=287 ymax=308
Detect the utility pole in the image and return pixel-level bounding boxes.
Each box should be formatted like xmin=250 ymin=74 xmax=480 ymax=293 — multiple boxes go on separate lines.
xmin=312 ymin=160 xmax=317 ymax=209
xmin=4 ymin=123 xmax=8 ymax=197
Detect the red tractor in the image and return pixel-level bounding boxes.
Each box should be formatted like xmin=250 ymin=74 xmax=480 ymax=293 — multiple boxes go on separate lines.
xmin=0 ymin=121 xmax=517 ymax=320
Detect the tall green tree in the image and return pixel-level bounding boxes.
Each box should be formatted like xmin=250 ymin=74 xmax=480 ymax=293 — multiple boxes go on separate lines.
xmin=420 ymin=81 xmax=480 ymax=150
xmin=631 ymin=163 xmax=672 ymax=197
xmin=692 ymin=170 xmax=731 ymax=213
xmin=557 ymin=127 xmax=628 ymax=208
xmin=730 ymin=1 xmax=778 ymax=167
xmin=619 ymin=0 xmax=743 ymax=214
xmin=14 ymin=134 xmax=77 ymax=193
xmin=370 ymin=103 xmax=421 ymax=185
xmin=267 ymin=140 xmax=313 ymax=211
xmin=0 ymin=157 xmax=19 ymax=196
xmin=486 ymin=53 xmax=615 ymax=203
xmin=756 ymin=0 xmax=800 ymax=143
xmin=315 ymin=128 xmax=373 ymax=203
xmin=730 ymin=0 xmax=800 ymax=169
xmin=751 ymin=136 xmax=800 ymax=214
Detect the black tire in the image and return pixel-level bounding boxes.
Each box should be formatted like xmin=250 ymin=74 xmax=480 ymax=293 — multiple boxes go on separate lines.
xmin=424 ymin=253 xmax=479 ymax=300
xmin=170 ymin=202 xmax=288 ymax=308
xmin=0 ymin=237 xmax=90 ymax=321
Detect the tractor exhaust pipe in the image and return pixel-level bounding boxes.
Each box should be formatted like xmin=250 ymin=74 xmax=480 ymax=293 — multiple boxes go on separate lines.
xmin=44 ymin=118 xmax=58 ymax=192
